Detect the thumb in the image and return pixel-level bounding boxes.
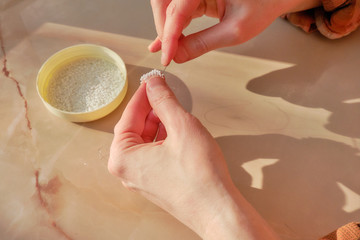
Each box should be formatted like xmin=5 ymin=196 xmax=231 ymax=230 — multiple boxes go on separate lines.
xmin=146 ymin=76 xmax=186 ymax=133
xmin=174 ymin=20 xmax=243 ymax=63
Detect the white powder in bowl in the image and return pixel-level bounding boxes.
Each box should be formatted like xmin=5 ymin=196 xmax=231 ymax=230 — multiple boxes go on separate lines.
xmin=47 ymin=57 xmax=124 ymax=112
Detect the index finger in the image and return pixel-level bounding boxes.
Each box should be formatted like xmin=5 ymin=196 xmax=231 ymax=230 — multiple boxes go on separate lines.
xmin=161 ymin=0 xmax=201 ymax=65
xmin=150 ymin=0 xmax=172 ymax=39
xmin=113 ymin=83 xmax=151 ymax=142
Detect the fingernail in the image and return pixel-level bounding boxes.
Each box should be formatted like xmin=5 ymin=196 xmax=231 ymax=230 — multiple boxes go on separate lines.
xmin=146 ymin=76 xmax=165 ymax=93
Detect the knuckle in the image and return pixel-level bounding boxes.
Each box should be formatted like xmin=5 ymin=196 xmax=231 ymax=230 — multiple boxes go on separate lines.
xmin=229 ymin=19 xmax=249 ymax=44
xmin=108 ymin=159 xmax=125 ymax=177
xmin=161 ymin=33 xmax=178 ymax=45
xmin=166 ymin=2 xmax=188 ymax=22
xmin=232 ymin=25 xmax=245 ymax=43
xmin=181 ymin=112 xmax=211 ymax=137
xmin=184 ymin=113 xmax=202 ymax=128
xmin=166 ymin=2 xmax=177 ymax=17
xmin=152 ymin=91 xmax=175 ymax=108
xmin=121 ymin=181 xmax=137 ymax=192
xmin=179 ymin=112 xmax=200 ymax=131
xmin=183 ymin=112 xmax=196 ymax=123
xmin=190 ymin=36 xmax=209 ymax=54
xmin=150 ymin=0 xmax=162 ymax=7
xmin=107 ymin=149 xmax=127 ymax=177
xmin=113 ymin=121 xmax=122 ymax=135
xmin=108 ymin=161 xmax=123 ymax=177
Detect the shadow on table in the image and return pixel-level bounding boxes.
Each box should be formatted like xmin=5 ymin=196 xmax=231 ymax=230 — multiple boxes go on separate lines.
xmin=216 ymin=134 xmax=360 ymax=237
xmin=245 ymin=36 xmax=360 ymax=138
xmin=80 ymin=64 xmax=193 ymax=133
xmin=239 ymin=35 xmax=360 ymax=235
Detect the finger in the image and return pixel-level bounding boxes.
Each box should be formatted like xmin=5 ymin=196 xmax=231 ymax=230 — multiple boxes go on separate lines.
xmin=155 ymin=123 xmax=167 ymax=141
xmin=161 ymin=0 xmax=201 ymax=65
xmin=148 ymin=33 xmax=185 ymax=53
xmin=146 ymin=76 xmax=186 ymax=134
xmin=113 ymin=83 xmax=151 ymax=144
xmin=141 ymin=109 xmax=161 ymax=143
xmin=148 ymin=37 xmax=162 ymax=53
xmin=174 ymin=19 xmax=245 ymax=63
xmin=150 ymin=0 xmax=172 ymax=38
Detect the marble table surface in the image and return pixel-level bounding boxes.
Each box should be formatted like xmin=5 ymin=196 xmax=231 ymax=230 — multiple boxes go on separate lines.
xmin=1 ymin=1 xmax=360 ymax=239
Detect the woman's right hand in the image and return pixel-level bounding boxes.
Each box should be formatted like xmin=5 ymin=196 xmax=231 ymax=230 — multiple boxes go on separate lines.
xmin=149 ymin=0 xmax=321 ymax=66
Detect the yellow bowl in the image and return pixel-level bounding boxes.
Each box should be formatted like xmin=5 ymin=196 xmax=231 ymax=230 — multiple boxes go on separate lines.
xmin=37 ymin=44 xmax=127 ymax=122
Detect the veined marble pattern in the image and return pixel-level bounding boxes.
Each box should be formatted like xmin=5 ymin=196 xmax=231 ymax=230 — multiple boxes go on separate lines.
xmin=1 ymin=1 xmax=360 ymax=240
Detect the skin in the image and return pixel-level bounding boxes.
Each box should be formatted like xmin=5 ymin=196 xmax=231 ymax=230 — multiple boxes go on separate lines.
xmin=109 ymin=1 xmax=323 ymax=238
xmin=108 ymin=76 xmax=280 ymax=239
xmin=148 ymin=0 xmax=321 ymax=65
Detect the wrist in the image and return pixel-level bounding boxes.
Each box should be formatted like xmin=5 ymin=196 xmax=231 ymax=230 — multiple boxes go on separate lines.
xmin=171 ymin=181 xmax=237 ymax=238
xmin=201 ymin=184 xmax=280 ymax=240
xmin=201 ymin=187 xmax=246 ymax=240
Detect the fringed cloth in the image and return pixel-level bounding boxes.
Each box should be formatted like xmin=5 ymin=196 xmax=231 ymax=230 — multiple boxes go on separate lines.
xmin=320 ymin=222 xmax=360 ymax=240
xmin=283 ymin=0 xmax=360 ymax=39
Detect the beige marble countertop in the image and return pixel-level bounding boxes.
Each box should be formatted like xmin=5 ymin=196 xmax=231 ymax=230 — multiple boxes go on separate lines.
xmin=1 ymin=1 xmax=360 ymax=239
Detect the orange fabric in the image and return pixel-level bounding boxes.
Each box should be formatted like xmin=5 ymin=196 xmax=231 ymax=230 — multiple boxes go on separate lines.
xmin=320 ymin=222 xmax=360 ymax=240
xmin=283 ymin=0 xmax=360 ymax=39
